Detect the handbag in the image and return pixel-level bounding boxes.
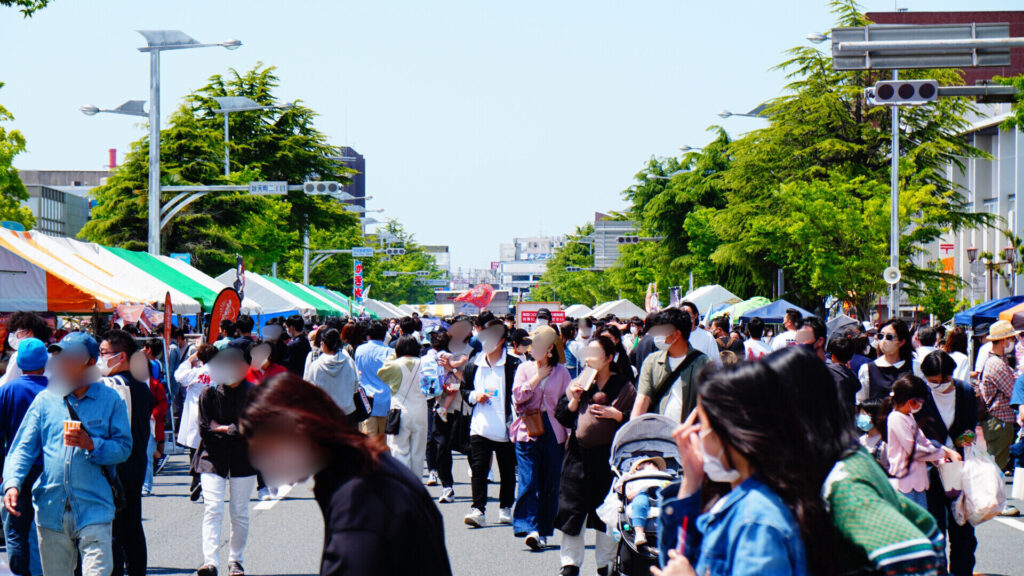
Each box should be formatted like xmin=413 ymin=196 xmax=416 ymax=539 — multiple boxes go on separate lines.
xmin=522 ymin=365 xmax=551 ymax=438
xmin=348 ymin=384 xmax=374 ymax=425
xmin=64 ymin=397 xmax=127 ymax=513
xmin=385 ymin=360 xmax=420 ymax=436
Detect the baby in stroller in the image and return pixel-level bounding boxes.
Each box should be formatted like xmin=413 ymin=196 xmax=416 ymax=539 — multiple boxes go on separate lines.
xmin=621 ymin=457 xmax=670 ymax=547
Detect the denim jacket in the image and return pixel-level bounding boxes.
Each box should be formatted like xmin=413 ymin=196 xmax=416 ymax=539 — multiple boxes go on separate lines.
xmin=658 ymin=476 xmax=808 ymax=576
xmin=2 ymin=383 xmax=132 ymax=532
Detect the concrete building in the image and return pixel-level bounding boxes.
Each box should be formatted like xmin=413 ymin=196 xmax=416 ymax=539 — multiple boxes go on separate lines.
xmin=423 ymin=244 xmax=451 ymax=279
xmin=17 ymin=170 xmax=109 ymax=238
xmin=337 ymin=146 xmax=366 ymax=210
xmin=497 ymin=235 xmax=566 ymax=300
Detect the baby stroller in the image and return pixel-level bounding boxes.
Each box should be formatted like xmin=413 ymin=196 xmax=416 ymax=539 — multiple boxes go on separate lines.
xmin=606 ymin=414 xmax=681 ymax=576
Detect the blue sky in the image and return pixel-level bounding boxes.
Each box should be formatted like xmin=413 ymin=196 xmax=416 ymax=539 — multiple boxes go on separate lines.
xmin=2 ymin=0 xmax=1021 ymax=270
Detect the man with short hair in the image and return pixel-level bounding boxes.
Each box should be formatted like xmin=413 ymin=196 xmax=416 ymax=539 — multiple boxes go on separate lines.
xmin=796 ymin=316 xmax=827 ymax=362
xmin=282 ymin=316 xmax=310 ymax=376
xmin=679 ymin=301 xmax=721 ymax=366
xmin=234 ymin=315 xmax=256 ymax=342
xmin=353 ymin=320 xmax=393 ymax=439
xmin=771 ymin=308 xmax=803 ymax=350
xmin=99 ymin=330 xmax=154 ymax=576
xmin=710 ymin=317 xmax=744 ymax=356
xmin=4 ymin=332 xmax=132 ymax=576
xmin=826 ymin=332 xmax=860 ymax=407
xmin=914 ymin=326 xmax=938 ymax=363
xmin=631 ymin=309 xmax=709 ymax=422
xmin=2 ymin=312 xmax=53 ymax=386
xmin=743 ymin=317 xmax=771 ymax=360
xmin=0 ymin=338 xmax=48 ymax=575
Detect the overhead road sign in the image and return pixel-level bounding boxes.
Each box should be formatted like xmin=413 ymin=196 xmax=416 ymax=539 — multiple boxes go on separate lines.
xmin=832 ymin=23 xmax=1017 ymax=71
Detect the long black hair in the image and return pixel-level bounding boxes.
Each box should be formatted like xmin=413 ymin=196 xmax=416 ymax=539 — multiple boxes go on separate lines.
xmin=879 ymin=318 xmax=913 ymax=364
xmin=700 ymin=352 xmax=834 ymax=576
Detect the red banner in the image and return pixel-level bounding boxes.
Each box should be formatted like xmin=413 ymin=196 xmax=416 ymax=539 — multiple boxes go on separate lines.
xmin=454 ymin=284 xmax=495 ymax=310
xmin=164 ymin=292 xmax=172 ymax=344
xmin=207 ymin=288 xmax=241 ymax=344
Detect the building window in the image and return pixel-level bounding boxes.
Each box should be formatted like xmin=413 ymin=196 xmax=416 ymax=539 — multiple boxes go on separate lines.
xmin=512 ymin=275 xmax=531 ymax=282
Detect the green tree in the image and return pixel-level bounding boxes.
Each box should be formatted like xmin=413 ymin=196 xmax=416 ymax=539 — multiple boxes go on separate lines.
xmin=357 ymin=221 xmax=445 ymax=304
xmin=80 ymin=64 xmax=359 ymax=279
xmin=1 ymin=0 xmax=50 ymax=16
xmin=0 ymin=84 xmax=33 ymax=229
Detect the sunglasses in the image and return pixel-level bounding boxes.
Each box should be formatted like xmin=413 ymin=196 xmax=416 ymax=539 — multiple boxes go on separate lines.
xmin=879 ymin=333 xmax=898 ymax=341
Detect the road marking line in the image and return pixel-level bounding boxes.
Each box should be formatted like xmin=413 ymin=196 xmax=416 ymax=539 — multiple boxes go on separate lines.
xmin=253 ymin=483 xmax=294 ymax=511
xmin=994 ymin=517 xmax=1024 ymax=533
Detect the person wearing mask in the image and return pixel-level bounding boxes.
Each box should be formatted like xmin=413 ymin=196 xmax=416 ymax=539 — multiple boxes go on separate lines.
xmin=656 ymin=359 xmax=812 ymax=576
xmin=679 ymin=302 xmax=722 ymax=366
xmin=979 ymin=320 xmax=1020 ymax=472
xmin=919 ymin=351 xmax=979 ymax=576
xmin=241 ymin=374 xmax=453 ymax=576
xmin=510 ymin=326 xmax=571 ymax=551
xmin=434 ymin=318 xmax=474 ymax=504
xmin=825 ymin=331 xmax=860 ymax=407
xmin=568 ymin=318 xmax=594 ymax=371
xmin=99 ymin=330 xmax=155 ymax=576
xmin=631 ymin=309 xmax=709 ymax=423
xmin=176 ymin=343 xmax=217 ymax=502
xmin=246 ymin=341 xmax=288 ymax=385
xmin=742 ymin=317 xmax=771 ymax=360
xmin=353 ymin=320 xmax=395 ymax=440
xmin=856 ymin=318 xmax=918 ymax=403
xmin=282 ymin=316 xmax=311 ymax=376
xmin=377 ymin=336 xmax=429 ymax=477
xmin=885 ymin=374 xmax=961 ymax=508
xmin=559 ymin=322 xmax=580 ymax=379
xmin=535 ymin=308 xmax=553 ymax=327
xmin=761 ymin=348 xmax=947 ymax=576
xmin=0 ymin=338 xmax=48 ymax=576
xmin=195 ymin=339 xmax=259 ymax=576
xmin=461 ymin=320 xmax=519 ymax=528
xmin=1 ymin=312 xmax=52 ymax=387
xmin=770 ymin=308 xmax=803 ymax=351
xmin=3 ymin=332 xmax=132 ymax=576
xmin=621 ymin=318 xmax=643 ymax=352
xmin=509 ymin=329 xmax=532 ymax=362
xmin=710 ymin=317 xmax=744 ymax=356
xmin=304 ymin=329 xmax=358 ymax=417
xmin=942 ymin=326 xmax=971 ymax=383
xmin=794 ymin=316 xmax=827 ymax=359
xmin=913 ymin=326 xmax=938 ymax=363
xmin=595 ymin=324 xmax=634 ymax=381
xmin=555 ymin=336 xmax=635 ymax=576
xmin=856 ymin=398 xmax=887 ymax=463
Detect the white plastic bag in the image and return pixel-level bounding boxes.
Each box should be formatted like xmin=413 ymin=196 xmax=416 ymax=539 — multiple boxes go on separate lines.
xmin=938 ymin=460 xmax=963 ymax=497
xmin=961 ymin=443 xmax=1006 ymax=526
xmin=1012 ymin=468 xmax=1024 ymax=501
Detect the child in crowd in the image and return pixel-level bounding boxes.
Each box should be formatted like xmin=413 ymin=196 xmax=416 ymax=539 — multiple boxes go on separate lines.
xmin=623 ymin=457 xmax=669 ymax=547
xmin=429 ymin=331 xmax=467 ymax=422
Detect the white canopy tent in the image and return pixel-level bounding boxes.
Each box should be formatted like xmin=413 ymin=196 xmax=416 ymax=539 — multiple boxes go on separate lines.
xmin=590 ymin=299 xmax=647 ymax=320
xmin=564 ymin=304 xmax=593 ymax=319
xmin=363 ymin=298 xmax=405 ymax=319
xmin=683 ymin=285 xmax=741 ymax=316
xmin=215 ymin=271 xmax=309 ymax=315
xmin=158 ymin=255 xmax=263 ymax=314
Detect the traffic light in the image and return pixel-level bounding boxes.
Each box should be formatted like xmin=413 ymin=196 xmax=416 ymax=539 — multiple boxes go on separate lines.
xmin=565 ymin=266 xmax=582 ymax=272
xmin=869 ymin=80 xmax=938 ymax=106
xmin=384 ymin=247 xmax=406 ymax=256
xmin=617 ymin=236 xmax=640 ymax=244
xmin=414 ymin=270 xmax=429 ymax=277
xmin=303 ymin=181 xmax=341 ymax=194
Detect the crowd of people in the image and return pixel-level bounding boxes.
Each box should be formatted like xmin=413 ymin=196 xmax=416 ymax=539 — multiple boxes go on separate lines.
xmin=0 ymin=300 xmax=1022 ymax=575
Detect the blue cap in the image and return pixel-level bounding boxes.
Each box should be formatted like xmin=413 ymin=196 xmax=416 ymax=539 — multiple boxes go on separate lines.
xmin=47 ymin=332 xmax=99 ymax=361
xmin=16 ymin=338 xmax=48 ymax=371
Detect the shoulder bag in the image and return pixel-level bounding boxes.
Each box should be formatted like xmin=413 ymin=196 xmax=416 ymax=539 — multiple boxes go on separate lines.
xmin=522 ymin=365 xmax=551 ymax=438
xmin=385 ymin=360 xmax=420 ymax=435
xmin=650 ymin=349 xmax=704 ymax=411
xmin=64 ymin=396 xmax=127 ymax=512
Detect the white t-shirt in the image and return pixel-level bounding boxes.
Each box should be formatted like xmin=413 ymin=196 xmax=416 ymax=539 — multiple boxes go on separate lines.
xmin=950 ymin=351 xmax=970 ymax=383
xmin=975 ymin=341 xmax=993 ymax=375
xmin=744 ymin=339 xmax=772 ymax=361
xmin=470 ymin=352 xmax=509 ymax=442
xmin=689 ymin=328 xmax=722 ymax=366
xmin=0 ymin=352 xmax=22 ymax=386
xmin=932 ymin=387 xmax=956 ymax=447
xmin=914 ymin=346 xmax=936 ymax=363
xmin=771 ymin=330 xmax=798 ymax=351
xmin=663 ymin=354 xmax=686 ymax=423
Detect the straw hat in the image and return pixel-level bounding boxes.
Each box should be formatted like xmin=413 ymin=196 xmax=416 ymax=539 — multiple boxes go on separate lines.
xmin=629 ymin=456 xmax=666 ymax=474
xmin=986 ymin=319 xmax=1022 ymax=341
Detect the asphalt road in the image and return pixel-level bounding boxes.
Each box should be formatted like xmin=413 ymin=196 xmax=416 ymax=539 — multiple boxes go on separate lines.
xmin=4 ymin=452 xmax=1022 ymax=576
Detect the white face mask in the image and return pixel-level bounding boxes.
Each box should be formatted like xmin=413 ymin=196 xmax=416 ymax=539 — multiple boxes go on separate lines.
xmin=96 ymin=352 xmax=124 ymax=377
xmin=251 ymin=440 xmax=321 ymax=489
xmin=653 ymin=334 xmax=674 ymax=351
xmin=927 ymin=379 xmax=954 ymax=394
xmin=630 ymin=326 xmax=639 ymax=335
xmin=7 ymin=333 xmax=21 ymax=351
xmin=701 ymin=430 xmax=741 ymax=483
xmin=536 ymin=319 xmax=549 ymax=326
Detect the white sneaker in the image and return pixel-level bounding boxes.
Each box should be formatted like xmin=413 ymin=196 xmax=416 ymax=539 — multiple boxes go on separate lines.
xmin=525 ymin=531 xmax=541 ymax=550
xmin=257 ymin=487 xmax=272 ymax=501
xmin=464 ymin=508 xmax=486 ymax=528
xmin=438 ymin=487 xmax=455 ymax=504
xmin=538 ymin=536 xmax=547 ymax=548
xmin=498 ymin=507 xmax=513 ymax=524
xmin=426 ymin=470 xmax=440 ymax=486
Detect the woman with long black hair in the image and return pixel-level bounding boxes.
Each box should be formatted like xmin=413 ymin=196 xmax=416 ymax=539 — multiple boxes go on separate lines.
xmin=241 ymin=373 xmax=452 ymax=576
xmin=856 ymin=318 xmax=918 ymax=402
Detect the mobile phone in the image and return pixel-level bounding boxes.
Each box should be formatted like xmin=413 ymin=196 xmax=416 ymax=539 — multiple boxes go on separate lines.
xmin=578 ymin=367 xmax=597 ymax=391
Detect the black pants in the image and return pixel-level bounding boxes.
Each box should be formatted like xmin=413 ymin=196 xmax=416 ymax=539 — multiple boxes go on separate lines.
xmin=426 ymin=399 xmax=439 ymax=472
xmin=112 ymin=486 xmax=147 ymax=576
xmin=927 ymin=476 xmax=976 ymax=576
xmin=468 ymin=435 xmax=515 ymax=512
xmin=432 ymin=411 xmax=454 ymax=488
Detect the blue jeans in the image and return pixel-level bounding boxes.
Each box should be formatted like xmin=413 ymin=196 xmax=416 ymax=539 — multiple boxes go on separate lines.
xmin=4 ymin=466 xmax=41 ymax=576
xmin=903 ymin=489 xmax=928 ymax=508
xmin=142 ymin=434 xmax=156 ymax=493
xmin=629 ymin=492 xmax=653 ymax=532
xmin=513 ymin=414 xmax=564 ymax=538
xmin=37 ymin=509 xmax=112 ymax=576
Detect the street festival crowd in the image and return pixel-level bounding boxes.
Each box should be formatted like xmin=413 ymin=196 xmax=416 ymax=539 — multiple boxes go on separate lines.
xmin=1 ymin=301 xmax=1023 ymax=576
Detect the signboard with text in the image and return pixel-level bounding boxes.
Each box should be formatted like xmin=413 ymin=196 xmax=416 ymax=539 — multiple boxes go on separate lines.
xmin=352 ymin=247 xmax=374 ymax=258
xmin=353 ymin=260 xmax=364 ymax=302
xmin=516 ymin=302 xmax=564 ymax=330
xmin=248 ymin=181 xmax=288 ymax=195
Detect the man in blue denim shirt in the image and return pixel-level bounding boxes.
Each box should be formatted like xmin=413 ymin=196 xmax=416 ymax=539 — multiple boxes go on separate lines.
xmin=353 ymin=320 xmax=394 ymax=438
xmin=2 ymin=332 xmax=132 ymax=576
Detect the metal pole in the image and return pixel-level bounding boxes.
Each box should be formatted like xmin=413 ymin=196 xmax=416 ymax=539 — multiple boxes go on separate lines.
xmin=688 ymin=271 xmax=694 ymax=293
xmin=223 ymin=111 xmax=230 ymax=176
xmin=148 ymin=50 xmax=161 ymax=255
xmin=889 ymin=69 xmax=900 ymax=318
xmin=302 ymin=229 xmax=310 ymax=284
xmin=271 ymin=261 xmax=277 ymax=278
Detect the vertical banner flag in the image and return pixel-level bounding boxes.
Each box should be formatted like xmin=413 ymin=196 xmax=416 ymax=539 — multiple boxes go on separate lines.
xmin=207 ymin=288 xmax=241 ymax=344
xmin=353 ymin=260 xmax=364 ymax=303
xmin=232 ymin=254 xmax=246 ymax=301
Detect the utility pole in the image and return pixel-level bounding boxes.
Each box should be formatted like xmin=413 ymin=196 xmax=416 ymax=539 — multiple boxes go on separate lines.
xmin=889 ymin=69 xmax=900 ymax=318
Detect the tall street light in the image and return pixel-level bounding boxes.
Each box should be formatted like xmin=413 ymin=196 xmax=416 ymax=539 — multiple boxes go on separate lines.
xmin=212 ymin=96 xmax=293 ymax=176
xmin=137 ymin=30 xmax=241 ymax=256
xmin=80 ymin=100 xmax=149 ymax=118
xmin=717 ymin=103 xmax=769 ymax=119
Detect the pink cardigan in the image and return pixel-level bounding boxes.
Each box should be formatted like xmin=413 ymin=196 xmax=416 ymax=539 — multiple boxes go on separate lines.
xmin=510 ymin=362 xmax=572 ymax=444
xmin=886 ymin=410 xmax=944 ymax=493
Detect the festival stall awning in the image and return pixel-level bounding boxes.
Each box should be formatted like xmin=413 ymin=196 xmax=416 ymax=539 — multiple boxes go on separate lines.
xmin=708 ymin=297 xmax=771 ymax=321
xmin=564 ymin=304 xmax=592 ymax=319
xmin=262 ymin=276 xmax=348 ymax=318
xmin=590 ymin=299 xmax=647 ymax=320
xmin=400 ymin=304 xmax=453 ymax=317
xmin=363 ymin=298 xmax=404 ymax=319
xmin=954 ymin=295 xmax=1024 ymax=328
xmin=738 ymin=299 xmax=815 ymax=324
xmin=312 ymin=287 xmax=378 ymax=319
xmin=0 ymin=229 xmax=129 ymax=313
xmin=35 ymin=236 xmax=203 ymax=314
xmin=683 ymin=285 xmax=742 ymax=316
xmin=216 ymin=270 xmax=309 ymax=316
xmin=152 ymin=254 xmax=263 ymax=314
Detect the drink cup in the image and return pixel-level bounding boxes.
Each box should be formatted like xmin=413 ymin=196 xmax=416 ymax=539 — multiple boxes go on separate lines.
xmin=64 ymin=420 xmax=81 ymax=446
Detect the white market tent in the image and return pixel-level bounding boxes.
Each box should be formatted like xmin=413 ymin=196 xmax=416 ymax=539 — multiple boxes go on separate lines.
xmin=363 ymin=298 xmax=405 ymax=319
xmin=399 ymin=304 xmax=418 ymax=316
xmin=215 ymin=270 xmax=309 ymax=315
xmin=157 ymin=255 xmax=263 ymax=314
xmin=565 ymin=304 xmax=593 ymax=319
xmin=590 ymin=299 xmax=647 ymax=320
xmin=683 ymin=285 xmax=741 ymax=316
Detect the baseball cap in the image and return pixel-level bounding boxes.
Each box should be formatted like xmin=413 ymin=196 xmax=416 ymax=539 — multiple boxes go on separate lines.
xmin=47 ymin=332 xmax=99 ymax=361
xmin=16 ymin=337 xmax=48 ymax=371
